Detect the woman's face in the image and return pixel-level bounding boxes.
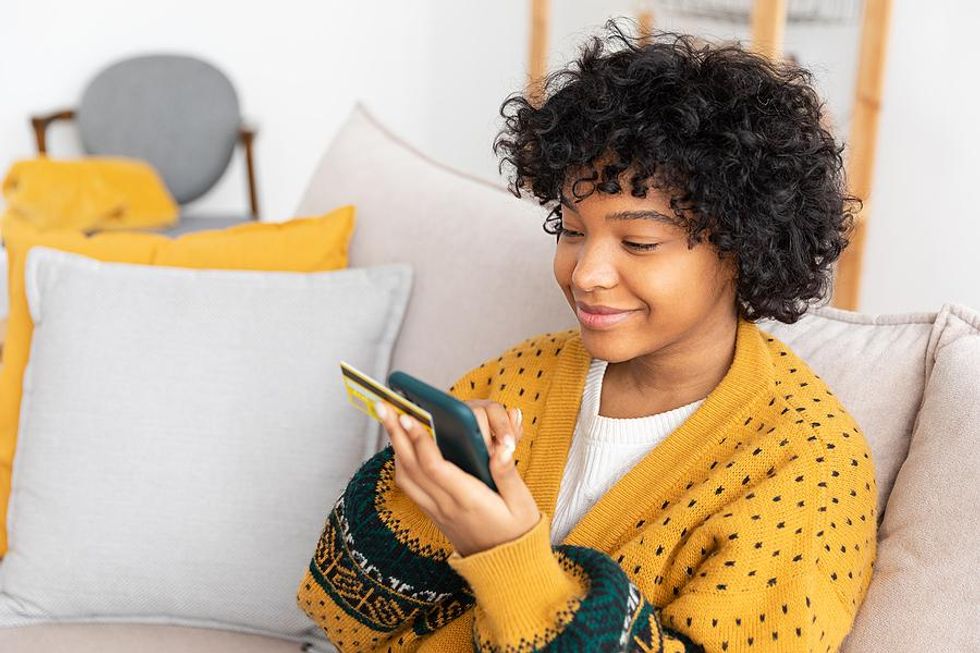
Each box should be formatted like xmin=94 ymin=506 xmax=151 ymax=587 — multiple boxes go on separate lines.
xmin=553 ymin=178 xmax=739 ymax=364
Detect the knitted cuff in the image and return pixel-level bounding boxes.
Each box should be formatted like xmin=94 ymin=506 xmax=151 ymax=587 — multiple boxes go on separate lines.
xmin=446 ymin=512 xmax=586 ymax=641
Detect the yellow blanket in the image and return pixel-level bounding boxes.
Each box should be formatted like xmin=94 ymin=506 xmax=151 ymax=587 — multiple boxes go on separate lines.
xmin=1 ymin=157 xmax=179 ymax=232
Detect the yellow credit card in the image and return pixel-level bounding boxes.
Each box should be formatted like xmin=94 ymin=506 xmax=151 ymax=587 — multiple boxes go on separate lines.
xmin=340 ymin=361 xmax=436 ymax=440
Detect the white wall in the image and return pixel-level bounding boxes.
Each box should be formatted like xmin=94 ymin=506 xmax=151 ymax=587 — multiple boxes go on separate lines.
xmin=859 ymin=1 xmax=980 ymax=313
xmin=2 ymin=1 xmax=978 ymax=315
xmin=0 ymin=0 xmax=438 ymax=222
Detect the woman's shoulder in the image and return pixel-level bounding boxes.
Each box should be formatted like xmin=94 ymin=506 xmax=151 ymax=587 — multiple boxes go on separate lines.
xmin=749 ymin=330 xmax=879 ymax=614
xmin=758 ymin=329 xmax=873 ymax=468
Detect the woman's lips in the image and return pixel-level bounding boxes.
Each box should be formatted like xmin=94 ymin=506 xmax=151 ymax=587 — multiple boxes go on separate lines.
xmin=576 ymin=305 xmax=637 ymax=329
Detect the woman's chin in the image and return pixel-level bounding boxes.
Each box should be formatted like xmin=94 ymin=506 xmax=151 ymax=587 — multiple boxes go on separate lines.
xmin=578 ymin=327 xmax=637 ymax=362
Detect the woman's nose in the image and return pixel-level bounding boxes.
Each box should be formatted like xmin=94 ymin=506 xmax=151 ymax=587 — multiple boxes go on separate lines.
xmin=571 ymin=242 xmax=618 ymax=290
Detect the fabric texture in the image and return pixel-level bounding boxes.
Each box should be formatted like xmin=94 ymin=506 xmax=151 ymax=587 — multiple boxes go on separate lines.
xmin=551 ymin=357 xmax=704 ymax=546
xmin=1 ymin=157 xmax=179 ymax=232
xmin=152 ymin=215 xmax=254 ymax=237
xmin=0 ymin=246 xmax=409 ymax=649
xmin=0 ymin=622 xmax=309 ymax=653
xmin=297 ymin=317 xmax=878 ymax=651
xmin=0 ymin=246 xmax=6 ymax=319
xmin=837 ymin=302 xmax=980 ymax=651
xmin=755 ymin=307 xmax=935 ymax=519
xmin=0 ymin=206 xmax=356 ymax=557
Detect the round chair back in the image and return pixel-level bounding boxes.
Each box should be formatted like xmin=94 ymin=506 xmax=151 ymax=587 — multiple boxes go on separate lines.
xmin=77 ymin=54 xmax=241 ymax=204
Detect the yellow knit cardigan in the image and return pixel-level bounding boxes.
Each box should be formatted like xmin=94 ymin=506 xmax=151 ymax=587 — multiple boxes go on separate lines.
xmin=297 ymin=317 xmax=878 ymax=652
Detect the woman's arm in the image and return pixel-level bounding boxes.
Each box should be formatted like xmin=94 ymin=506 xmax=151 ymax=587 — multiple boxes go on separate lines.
xmin=447 ymin=512 xmax=702 ymax=652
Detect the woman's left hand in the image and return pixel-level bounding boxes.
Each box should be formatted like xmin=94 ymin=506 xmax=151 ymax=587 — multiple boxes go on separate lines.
xmin=376 ymin=401 xmax=543 ymax=558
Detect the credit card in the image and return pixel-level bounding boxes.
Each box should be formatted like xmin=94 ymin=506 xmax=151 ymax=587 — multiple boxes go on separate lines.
xmin=340 ymin=361 xmax=436 ymax=440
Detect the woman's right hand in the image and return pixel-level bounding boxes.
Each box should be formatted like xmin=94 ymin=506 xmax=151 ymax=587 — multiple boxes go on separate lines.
xmin=463 ymin=399 xmax=523 ymax=459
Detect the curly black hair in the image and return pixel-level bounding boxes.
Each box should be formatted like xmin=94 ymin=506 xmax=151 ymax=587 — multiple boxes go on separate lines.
xmin=493 ymin=17 xmax=860 ymax=324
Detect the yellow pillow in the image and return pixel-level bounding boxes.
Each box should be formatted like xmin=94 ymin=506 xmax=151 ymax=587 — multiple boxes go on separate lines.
xmin=1 ymin=157 xmax=180 ymax=232
xmin=0 ymin=206 xmax=356 ymax=557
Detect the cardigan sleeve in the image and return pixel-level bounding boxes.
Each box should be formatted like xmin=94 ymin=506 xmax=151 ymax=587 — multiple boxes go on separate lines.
xmin=446 ymin=512 xmax=703 ymax=652
xmin=296 ymin=357 xmax=504 ymax=650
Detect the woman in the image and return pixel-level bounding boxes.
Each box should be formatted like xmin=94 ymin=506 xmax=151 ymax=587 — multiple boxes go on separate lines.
xmin=298 ymin=19 xmax=877 ymax=653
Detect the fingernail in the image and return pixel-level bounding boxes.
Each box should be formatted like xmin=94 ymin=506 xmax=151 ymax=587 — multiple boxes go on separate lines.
xmin=375 ymin=401 xmax=387 ymax=419
xmin=516 ymin=408 xmax=523 ymax=427
xmin=501 ymin=434 xmax=515 ymax=462
xmin=399 ymin=413 xmax=414 ymax=430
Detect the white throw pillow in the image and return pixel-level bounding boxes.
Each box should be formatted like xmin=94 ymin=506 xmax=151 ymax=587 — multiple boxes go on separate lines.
xmin=0 ymin=246 xmax=412 ymax=651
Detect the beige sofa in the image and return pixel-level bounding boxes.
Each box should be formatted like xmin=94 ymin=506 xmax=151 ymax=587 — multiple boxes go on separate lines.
xmin=0 ymin=102 xmax=976 ymax=651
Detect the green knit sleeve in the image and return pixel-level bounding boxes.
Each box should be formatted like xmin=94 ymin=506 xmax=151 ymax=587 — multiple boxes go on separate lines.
xmin=296 ymin=443 xmax=477 ymax=650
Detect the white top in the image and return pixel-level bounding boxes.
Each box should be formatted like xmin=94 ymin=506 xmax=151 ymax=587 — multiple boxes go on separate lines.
xmin=550 ymin=358 xmax=705 ymax=546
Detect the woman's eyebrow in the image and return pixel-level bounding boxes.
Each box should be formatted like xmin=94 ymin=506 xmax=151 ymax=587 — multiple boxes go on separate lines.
xmin=560 ymin=192 xmax=683 ymax=227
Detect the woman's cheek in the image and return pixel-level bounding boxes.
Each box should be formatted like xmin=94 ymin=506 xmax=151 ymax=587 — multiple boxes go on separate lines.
xmin=553 ymin=248 xmax=575 ymax=291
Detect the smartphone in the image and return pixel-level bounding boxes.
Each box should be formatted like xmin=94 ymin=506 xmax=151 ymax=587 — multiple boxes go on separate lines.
xmin=387 ymin=370 xmax=498 ymax=493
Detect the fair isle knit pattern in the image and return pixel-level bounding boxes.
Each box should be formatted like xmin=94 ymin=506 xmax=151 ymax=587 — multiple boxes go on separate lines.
xmin=297 ymin=317 xmax=878 ymax=652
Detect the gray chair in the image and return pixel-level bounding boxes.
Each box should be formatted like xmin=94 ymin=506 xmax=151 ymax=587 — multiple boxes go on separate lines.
xmin=30 ymin=53 xmax=260 ymax=236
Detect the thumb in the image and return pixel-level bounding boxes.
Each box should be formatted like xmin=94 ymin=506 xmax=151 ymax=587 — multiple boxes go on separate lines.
xmin=490 ymin=432 xmax=525 ymax=503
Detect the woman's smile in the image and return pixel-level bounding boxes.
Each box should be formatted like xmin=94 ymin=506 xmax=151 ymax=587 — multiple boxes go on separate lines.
xmin=576 ymin=304 xmax=639 ymax=329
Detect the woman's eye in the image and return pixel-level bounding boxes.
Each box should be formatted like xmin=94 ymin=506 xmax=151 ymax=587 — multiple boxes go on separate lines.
xmin=625 ymin=241 xmax=659 ymax=251
xmin=559 ymin=228 xmax=658 ymax=251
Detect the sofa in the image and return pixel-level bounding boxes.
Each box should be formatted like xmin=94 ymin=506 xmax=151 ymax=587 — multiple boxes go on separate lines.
xmin=0 ymin=102 xmax=976 ymax=652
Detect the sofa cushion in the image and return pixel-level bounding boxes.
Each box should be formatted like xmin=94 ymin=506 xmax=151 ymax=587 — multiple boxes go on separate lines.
xmin=0 ymin=623 xmax=308 ymax=653
xmin=838 ymin=302 xmax=980 ymax=651
xmin=0 ymin=208 xmax=355 ymax=556
xmin=294 ymin=102 xmax=579 ymax=452
xmin=0 ymin=247 xmax=409 ymax=650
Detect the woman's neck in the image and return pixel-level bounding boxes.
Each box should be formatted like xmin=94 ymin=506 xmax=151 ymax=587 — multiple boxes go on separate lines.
xmin=602 ymin=313 xmax=739 ymax=417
